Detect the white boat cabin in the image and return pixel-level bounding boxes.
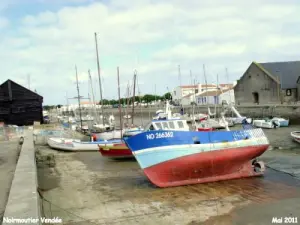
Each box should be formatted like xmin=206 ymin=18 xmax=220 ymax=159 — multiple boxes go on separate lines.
xmin=144 ymin=119 xmax=190 ymax=131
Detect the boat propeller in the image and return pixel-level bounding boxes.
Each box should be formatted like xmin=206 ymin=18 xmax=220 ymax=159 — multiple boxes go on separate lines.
xmin=252 ymin=160 xmax=265 ymax=173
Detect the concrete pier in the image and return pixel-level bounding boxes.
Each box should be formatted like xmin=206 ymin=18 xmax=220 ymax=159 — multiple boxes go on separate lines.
xmin=2 ymin=130 xmax=41 ymax=225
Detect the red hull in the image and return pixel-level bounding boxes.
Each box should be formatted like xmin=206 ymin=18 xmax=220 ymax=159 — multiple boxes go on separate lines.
xmin=143 ymin=145 xmax=269 ymax=188
xmin=197 ymin=127 xmax=215 ymax=131
xmin=98 ymin=143 xmax=133 ymax=158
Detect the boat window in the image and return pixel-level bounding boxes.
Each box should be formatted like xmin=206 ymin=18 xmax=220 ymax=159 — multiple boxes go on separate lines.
xmin=168 ymin=121 xmax=175 ymax=129
xmin=162 ymin=122 xmax=169 ymax=129
xmin=177 ymin=121 xmax=184 ymax=128
xmin=155 ymin=123 xmax=163 ymax=130
xmin=149 ymin=124 xmax=155 ymax=130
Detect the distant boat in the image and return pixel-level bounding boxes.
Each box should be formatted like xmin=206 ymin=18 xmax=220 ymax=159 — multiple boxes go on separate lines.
xmin=98 ymin=142 xmax=133 ymax=159
xmin=291 ymin=131 xmax=300 ymax=143
xmin=252 ymin=118 xmax=279 ymax=129
xmin=124 ymin=128 xmax=269 ymax=188
xmin=123 ymin=114 xmax=131 ymax=119
xmin=47 ymin=137 xmax=121 ymax=151
xmin=271 ymin=117 xmax=289 ymax=127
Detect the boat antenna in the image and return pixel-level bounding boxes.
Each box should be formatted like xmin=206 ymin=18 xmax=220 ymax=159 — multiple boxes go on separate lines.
xmin=94 ymin=32 xmax=105 ymax=126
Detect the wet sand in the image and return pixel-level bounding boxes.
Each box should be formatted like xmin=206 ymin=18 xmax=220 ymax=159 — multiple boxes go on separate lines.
xmin=0 ymin=140 xmax=22 ymax=223
xmin=36 ymin=124 xmax=300 ymax=225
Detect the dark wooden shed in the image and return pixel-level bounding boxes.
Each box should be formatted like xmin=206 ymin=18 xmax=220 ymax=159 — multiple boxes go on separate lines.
xmin=0 ymin=79 xmax=43 ymax=126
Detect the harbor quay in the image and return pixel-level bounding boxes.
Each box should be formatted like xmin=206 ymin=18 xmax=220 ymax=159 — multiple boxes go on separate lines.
xmin=75 ymin=104 xmax=300 ymax=124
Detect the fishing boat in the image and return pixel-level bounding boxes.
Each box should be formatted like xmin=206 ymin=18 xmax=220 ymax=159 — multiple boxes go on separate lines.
xmin=124 ymin=127 xmax=269 ymax=188
xmin=252 ymin=118 xmax=279 ymax=129
xmin=98 ymin=118 xmax=190 ymax=158
xmin=291 ymin=131 xmax=300 ymax=143
xmin=47 ymin=137 xmax=122 ymax=151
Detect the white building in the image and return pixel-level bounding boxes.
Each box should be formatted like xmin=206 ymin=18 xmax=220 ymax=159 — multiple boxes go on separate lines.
xmin=195 ymin=87 xmax=235 ymax=105
xmin=174 ymin=83 xmax=234 ymax=105
xmin=172 ymin=85 xmax=198 ymax=104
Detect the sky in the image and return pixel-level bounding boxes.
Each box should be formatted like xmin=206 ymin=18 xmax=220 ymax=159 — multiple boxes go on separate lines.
xmin=0 ymin=0 xmax=300 ymax=105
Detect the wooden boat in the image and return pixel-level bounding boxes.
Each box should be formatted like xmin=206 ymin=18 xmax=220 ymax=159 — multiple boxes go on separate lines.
xmin=98 ymin=142 xmax=133 ymax=159
xmin=124 ymin=128 xmax=269 ymax=188
xmin=291 ymin=131 xmax=300 ymax=143
xmin=47 ymin=137 xmax=122 ymax=151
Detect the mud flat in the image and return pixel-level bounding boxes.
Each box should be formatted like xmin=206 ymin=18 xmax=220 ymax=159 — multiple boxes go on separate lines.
xmin=0 ymin=140 xmax=22 ymax=223
xmin=36 ymin=142 xmax=300 ymax=225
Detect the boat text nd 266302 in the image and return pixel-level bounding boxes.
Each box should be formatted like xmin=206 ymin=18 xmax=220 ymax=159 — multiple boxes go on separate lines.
xmin=146 ymin=131 xmax=174 ymax=140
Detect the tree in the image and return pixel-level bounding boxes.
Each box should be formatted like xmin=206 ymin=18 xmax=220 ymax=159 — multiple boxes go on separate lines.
xmin=163 ymin=92 xmax=172 ymax=100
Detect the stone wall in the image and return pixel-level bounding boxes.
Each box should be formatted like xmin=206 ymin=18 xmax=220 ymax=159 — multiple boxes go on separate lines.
xmin=234 ymin=63 xmax=281 ymax=105
xmin=99 ymin=104 xmax=300 ymax=124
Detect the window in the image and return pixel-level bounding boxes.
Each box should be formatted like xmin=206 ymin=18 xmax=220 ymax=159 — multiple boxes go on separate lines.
xmin=162 ymin=122 xmax=169 ymax=129
xmin=177 ymin=121 xmax=184 ymax=128
xmin=168 ymin=121 xmax=175 ymax=129
xmin=155 ymin=122 xmax=162 ymax=130
xmin=149 ymin=124 xmax=155 ymax=130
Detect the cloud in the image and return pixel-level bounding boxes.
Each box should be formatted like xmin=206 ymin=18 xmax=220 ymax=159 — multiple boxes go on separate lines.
xmin=0 ymin=17 xmax=9 ymax=29
xmin=1 ymin=0 xmax=300 ymax=104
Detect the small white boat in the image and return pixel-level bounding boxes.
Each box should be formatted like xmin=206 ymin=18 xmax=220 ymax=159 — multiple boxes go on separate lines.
xmin=271 ymin=117 xmax=289 ymax=127
xmin=291 ymin=131 xmax=300 ymax=143
xmin=93 ymin=127 xmax=144 ymax=140
xmin=47 ymin=137 xmax=122 ymax=151
xmin=92 ymin=123 xmax=112 ymax=132
xmin=253 ymin=118 xmax=279 ymax=129
xmin=123 ymin=114 xmax=131 ymax=119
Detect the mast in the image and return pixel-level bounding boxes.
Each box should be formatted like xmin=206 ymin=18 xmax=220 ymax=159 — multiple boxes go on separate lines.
xmin=136 ymin=75 xmax=143 ymax=126
xmin=178 ymin=65 xmax=182 ymax=87
xmin=88 ymin=69 xmax=98 ymax=121
xmin=190 ymin=70 xmax=195 ymax=124
xmin=117 ymin=67 xmax=122 ymax=137
xmin=203 ymin=64 xmax=210 ymax=118
xmin=132 ymin=70 xmax=137 ymax=125
xmin=126 ymin=82 xmax=130 ymax=124
xmin=75 ymin=65 xmax=83 ymax=129
xmin=225 ymin=68 xmax=232 ymax=104
xmin=214 ymin=74 xmax=219 ymax=118
xmin=94 ymin=32 xmax=105 ymax=125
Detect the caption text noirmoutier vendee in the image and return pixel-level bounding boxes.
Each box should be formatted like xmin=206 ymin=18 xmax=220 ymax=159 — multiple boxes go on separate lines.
xmin=3 ymin=217 xmax=62 ymax=224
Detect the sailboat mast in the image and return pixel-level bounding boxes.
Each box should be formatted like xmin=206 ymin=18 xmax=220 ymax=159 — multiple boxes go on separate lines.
xmin=126 ymin=82 xmax=129 ymax=124
xmin=132 ymin=70 xmax=137 ymax=125
xmin=75 ymin=65 xmax=83 ymax=129
xmin=117 ymin=67 xmax=122 ymax=137
xmin=203 ymin=64 xmax=210 ymax=118
xmin=88 ymin=69 xmax=98 ymax=120
xmin=225 ymin=68 xmax=232 ymax=104
xmin=94 ymin=32 xmax=105 ymax=125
